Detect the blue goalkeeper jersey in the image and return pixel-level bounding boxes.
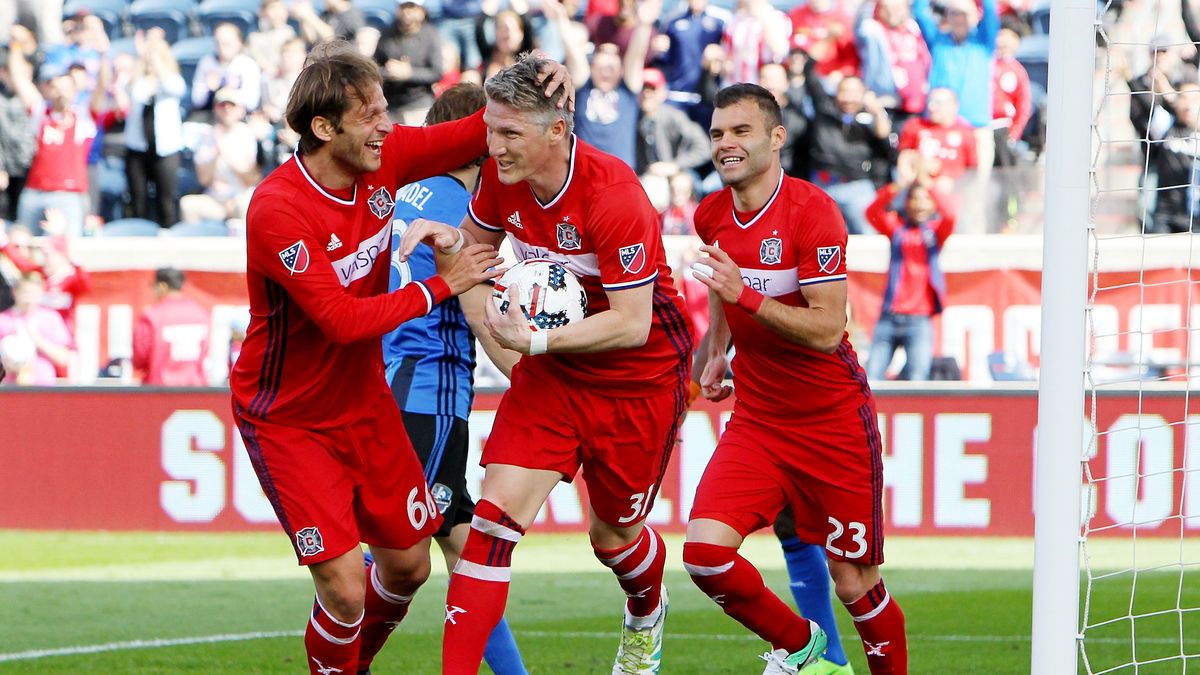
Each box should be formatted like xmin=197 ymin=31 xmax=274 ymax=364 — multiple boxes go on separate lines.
xmin=384 ymin=175 xmax=476 ymax=420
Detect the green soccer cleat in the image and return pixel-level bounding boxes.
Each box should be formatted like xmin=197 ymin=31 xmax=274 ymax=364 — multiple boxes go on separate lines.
xmin=799 ymin=657 xmax=855 ymax=675
xmin=760 ymin=621 xmax=829 ymax=675
xmin=611 ymin=585 xmax=668 ymax=674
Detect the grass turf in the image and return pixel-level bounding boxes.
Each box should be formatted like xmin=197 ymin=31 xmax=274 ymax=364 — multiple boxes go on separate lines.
xmin=0 ymin=531 xmax=1196 ymax=673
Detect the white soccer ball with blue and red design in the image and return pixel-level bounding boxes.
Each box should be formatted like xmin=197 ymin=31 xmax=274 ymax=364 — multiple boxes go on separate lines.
xmin=492 ymin=258 xmax=587 ymax=330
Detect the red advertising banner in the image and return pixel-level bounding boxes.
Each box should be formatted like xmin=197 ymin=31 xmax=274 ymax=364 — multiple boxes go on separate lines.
xmin=3 ymin=387 xmax=1193 ymax=537
xmin=67 ymin=267 xmax=1200 ymax=385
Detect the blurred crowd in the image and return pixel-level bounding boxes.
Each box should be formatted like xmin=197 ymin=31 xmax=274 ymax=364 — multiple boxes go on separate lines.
xmin=0 ymin=0 xmax=1066 ymax=385
xmin=0 ymin=0 xmax=1052 ymax=241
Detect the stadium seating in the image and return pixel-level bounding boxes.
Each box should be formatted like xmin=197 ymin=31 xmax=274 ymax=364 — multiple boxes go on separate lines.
xmin=354 ymin=0 xmax=395 ymax=32
xmin=171 ymin=36 xmax=216 ymax=108
xmin=1030 ymin=1 xmax=1050 ymax=34
xmin=196 ymin=0 xmax=259 ymax=37
xmin=168 ymin=220 xmax=231 ymax=236
xmin=64 ymin=0 xmax=129 ymax=40
xmin=100 ymin=218 xmax=163 ymax=237
xmin=130 ymin=0 xmax=195 ymax=43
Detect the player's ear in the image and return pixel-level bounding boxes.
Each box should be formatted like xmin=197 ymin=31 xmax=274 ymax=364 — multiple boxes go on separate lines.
xmin=547 ymin=117 xmax=568 ymax=143
xmin=771 ymin=124 xmax=787 ymax=152
xmin=312 ymin=116 xmax=337 ymax=143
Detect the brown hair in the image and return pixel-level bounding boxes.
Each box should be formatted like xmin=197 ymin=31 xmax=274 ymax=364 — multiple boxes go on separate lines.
xmin=424 ymin=82 xmax=486 ymax=126
xmin=285 ymin=40 xmax=382 ymax=154
xmin=714 ymin=83 xmax=783 ymax=132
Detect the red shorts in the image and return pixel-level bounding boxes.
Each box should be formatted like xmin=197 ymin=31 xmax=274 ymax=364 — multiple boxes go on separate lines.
xmin=689 ymin=410 xmax=885 ymax=565
xmin=483 ymin=362 xmax=685 ymax=527
xmin=233 ymin=391 xmax=441 ymax=565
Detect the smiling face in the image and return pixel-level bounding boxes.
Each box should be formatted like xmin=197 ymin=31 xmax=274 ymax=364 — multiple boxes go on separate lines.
xmin=322 ymin=84 xmax=392 ymax=176
xmin=483 ymin=99 xmax=561 ymax=186
xmin=709 ymin=99 xmax=784 ymax=190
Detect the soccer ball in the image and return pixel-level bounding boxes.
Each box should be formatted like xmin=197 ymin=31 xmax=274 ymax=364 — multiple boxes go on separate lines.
xmin=492 ymin=258 xmax=588 ymax=330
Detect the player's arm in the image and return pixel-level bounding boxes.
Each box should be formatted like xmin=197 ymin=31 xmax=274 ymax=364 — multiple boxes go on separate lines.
xmin=251 ymin=206 xmax=501 ymax=344
xmin=690 ymin=283 xmax=734 ymax=401
xmin=692 ymin=244 xmax=847 ymax=354
xmin=484 ymin=281 xmax=653 ymax=356
xmin=461 ymin=282 xmax=521 ymax=378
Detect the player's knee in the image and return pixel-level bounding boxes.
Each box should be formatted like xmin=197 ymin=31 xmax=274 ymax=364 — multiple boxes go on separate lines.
xmin=376 ymin=554 xmax=432 ymax=595
xmin=317 ymin=584 xmax=366 ymax=623
xmin=682 ymin=541 xmax=737 ymax=595
xmin=829 ymin=562 xmax=880 ymax=604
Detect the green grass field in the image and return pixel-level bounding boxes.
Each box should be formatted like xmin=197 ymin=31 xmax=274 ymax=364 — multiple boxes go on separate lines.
xmin=1 ymin=532 xmax=1197 ymax=673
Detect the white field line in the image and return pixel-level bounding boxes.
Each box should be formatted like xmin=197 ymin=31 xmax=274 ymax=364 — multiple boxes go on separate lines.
xmin=0 ymin=629 xmax=1179 ymax=663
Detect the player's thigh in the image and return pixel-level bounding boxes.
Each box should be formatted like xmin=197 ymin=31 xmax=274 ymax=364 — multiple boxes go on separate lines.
xmin=483 ymin=365 xmax=583 ymax=479
xmin=784 ymin=421 xmax=886 ymax=566
xmin=579 ymin=388 xmax=684 ymax=528
xmin=687 ymin=419 xmax=791 ymax=538
xmin=233 ymin=404 xmax=361 ymax=565
xmin=402 ymin=411 xmax=475 ymax=538
xmin=352 ymin=394 xmax=443 ymax=550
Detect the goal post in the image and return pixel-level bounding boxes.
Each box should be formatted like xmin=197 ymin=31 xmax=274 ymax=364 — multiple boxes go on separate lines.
xmin=1031 ymin=0 xmax=1097 ymax=670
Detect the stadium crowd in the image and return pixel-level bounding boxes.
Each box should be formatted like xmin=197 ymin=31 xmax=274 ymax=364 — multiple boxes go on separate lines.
xmin=0 ymin=0 xmax=1059 ymax=385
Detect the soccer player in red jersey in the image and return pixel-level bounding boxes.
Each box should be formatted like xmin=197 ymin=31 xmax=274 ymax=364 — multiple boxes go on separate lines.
xmin=229 ymin=42 xmax=570 ymax=675
xmin=398 ymin=54 xmax=693 ymax=675
xmin=684 ymin=83 xmax=908 ymax=675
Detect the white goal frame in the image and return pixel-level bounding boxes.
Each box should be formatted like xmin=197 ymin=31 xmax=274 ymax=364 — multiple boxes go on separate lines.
xmin=1031 ymin=0 xmax=1097 ymax=671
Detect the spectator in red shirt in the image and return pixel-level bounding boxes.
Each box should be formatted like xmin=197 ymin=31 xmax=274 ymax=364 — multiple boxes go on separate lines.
xmin=897 ymin=87 xmax=977 ymax=195
xmin=7 ymin=24 xmax=115 ymax=237
xmin=991 ymin=28 xmax=1031 ymax=165
xmin=132 ymin=268 xmax=212 ymax=386
xmin=789 ymin=0 xmax=860 ymax=83
xmin=0 ymin=210 xmax=90 ymax=330
xmin=863 ymin=172 xmax=954 ymax=381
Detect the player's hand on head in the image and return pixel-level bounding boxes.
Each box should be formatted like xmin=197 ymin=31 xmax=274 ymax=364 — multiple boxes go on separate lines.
xmin=440 ymin=243 xmax=503 ymax=295
xmin=534 ymin=56 xmax=576 ymax=112
xmin=691 ymin=245 xmax=743 ymax=305
xmin=485 ymin=282 xmax=534 ymax=353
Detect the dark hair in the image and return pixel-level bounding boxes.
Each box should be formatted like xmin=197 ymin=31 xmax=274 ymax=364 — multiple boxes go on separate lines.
xmin=426 ymin=83 xmax=488 ymax=170
xmin=485 ymin=53 xmax=573 ymax=134
xmin=155 ymin=267 xmax=185 ymax=291
xmin=714 ymin=83 xmax=783 ymax=131
xmin=285 ymin=41 xmax=383 ymax=155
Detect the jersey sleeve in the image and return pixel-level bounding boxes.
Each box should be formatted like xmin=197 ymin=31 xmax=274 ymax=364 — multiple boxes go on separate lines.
xmin=467 ymin=160 xmax=505 ymax=232
xmin=795 ymin=190 xmax=849 ymax=286
xmin=383 ymin=109 xmax=487 ymax=189
xmin=587 ymin=179 xmax=662 ymax=291
xmin=246 ymin=198 xmax=451 ymax=345
xmin=692 ymin=193 xmax=720 ymax=245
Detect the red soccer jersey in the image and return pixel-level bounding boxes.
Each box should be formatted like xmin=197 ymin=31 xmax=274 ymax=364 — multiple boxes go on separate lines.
xmin=694 ymin=172 xmax=871 ymax=420
xmin=133 ymin=294 xmax=212 ymax=386
xmin=25 ymin=105 xmax=97 ymax=193
xmin=992 ymin=56 xmax=1032 ymax=142
xmin=897 ymin=117 xmax=978 ymax=180
xmin=230 ymin=113 xmax=487 ymax=428
xmin=469 ymin=136 xmax=692 ymax=396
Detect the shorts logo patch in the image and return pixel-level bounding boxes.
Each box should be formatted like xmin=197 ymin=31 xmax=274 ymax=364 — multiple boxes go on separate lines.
xmin=619 ymin=243 xmax=646 ymax=275
xmin=817 ymin=245 xmax=841 ymax=274
xmin=760 ymin=237 xmax=782 ymax=264
xmin=295 ymin=526 xmax=324 ymax=557
xmin=431 ymin=482 xmax=453 ymax=514
xmin=368 ymin=185 xmax=396 ymax=220
xmin=278 ymin=240 xmax=310 ymax=275
xmin=556 ymin=221 xmax=581 ymax=250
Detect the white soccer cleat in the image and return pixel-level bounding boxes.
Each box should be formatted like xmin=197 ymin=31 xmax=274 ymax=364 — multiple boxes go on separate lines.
xmin=611 ymin=585 xmax=668 ymax=674
xmin=760 ymin=621 xmax=828 ymax=675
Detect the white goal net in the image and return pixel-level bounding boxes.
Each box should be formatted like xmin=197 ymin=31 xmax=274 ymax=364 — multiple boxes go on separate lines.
xmin=1037 ymin=0 xmax=1200 ymax=671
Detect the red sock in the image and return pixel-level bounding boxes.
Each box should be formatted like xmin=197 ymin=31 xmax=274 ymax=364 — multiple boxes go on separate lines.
xmin=442 ymin=500 xmax=525 ymax=675
xmin=303 ymin=596 xmax=362 ymax=675
xmin=683 ymin=542 xmax=813 ymax=651
xmin=594 ymin=525 xmax=666 ymax=619
xmin=845 ymin=579 xmax=907 ymax=675
xmin=356 ymin=561 xmax=414 ymax=671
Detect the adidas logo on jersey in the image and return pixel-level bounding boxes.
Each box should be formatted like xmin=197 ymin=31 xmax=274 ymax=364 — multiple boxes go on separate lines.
xmin=327 ymin=233 xmax=343 ymax=251
xmin=508 ymin=212 xmax=523 ymax=229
